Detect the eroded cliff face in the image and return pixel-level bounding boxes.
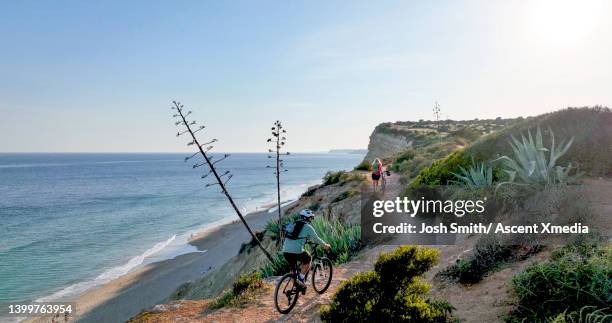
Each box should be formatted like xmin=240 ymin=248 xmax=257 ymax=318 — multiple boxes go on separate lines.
xmin=364 ymin=131 xmax=413 ymax=161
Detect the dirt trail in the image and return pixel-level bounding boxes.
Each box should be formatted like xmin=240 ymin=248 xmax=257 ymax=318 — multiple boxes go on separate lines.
xmin=130 ymin=173 xmax=403 ymax=323
xmin=132 ymin=178 xmax=612 ymax=323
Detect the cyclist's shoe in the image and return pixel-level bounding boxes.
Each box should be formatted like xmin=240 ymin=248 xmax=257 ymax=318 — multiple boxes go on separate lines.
xmin=295 ymin=277 xmax=307 ymax=294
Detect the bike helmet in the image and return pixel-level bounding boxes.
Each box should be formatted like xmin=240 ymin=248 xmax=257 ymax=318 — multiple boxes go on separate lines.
xmin=299 ymin=209 xmax=315 ymax=219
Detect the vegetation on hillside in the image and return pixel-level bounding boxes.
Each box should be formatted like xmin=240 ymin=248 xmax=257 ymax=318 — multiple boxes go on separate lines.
xmin=323 ymin=170 xmax=367 ymax=186
xmin=437 ymin=235 xmax=541 ymax=284
xmin=260 ymin=216 xmax=361 ymax=277
xmin=494 ymin=127 xmax=575 ymax=187
xmin=506 ymin=243 xmax=611 ymax=322
xmin=402 ymin=107 xmax=611 ymax=190
xmin=354 ymin=160 xmax=373 ymax=171
xmin=321 ymin=246 xmax=454 ymax=322
xmin=211 ymin=272 xmax=264 ymax=309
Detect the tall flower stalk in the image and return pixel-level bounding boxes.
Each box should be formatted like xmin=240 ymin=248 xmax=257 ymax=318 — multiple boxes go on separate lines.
xmin=267 ymin=121 xmax=289 ymax=242
xmin=172 ymin=101 xmax=273 ymax=262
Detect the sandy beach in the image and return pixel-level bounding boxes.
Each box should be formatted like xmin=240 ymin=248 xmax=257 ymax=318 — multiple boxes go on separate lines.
xmin=31 ymin=206 xmax=282 ymax=323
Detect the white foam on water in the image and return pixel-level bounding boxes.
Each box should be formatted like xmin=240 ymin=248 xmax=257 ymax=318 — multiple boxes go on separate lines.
xmin=37 ymin=234 xmax=179 ymax=302
xmin=34 ymin=179 xmax=321 ymax=303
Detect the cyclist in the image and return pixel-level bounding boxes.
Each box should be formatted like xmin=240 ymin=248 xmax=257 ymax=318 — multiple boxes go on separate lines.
xmin=282 ymin=209 xmax=331 ymax=289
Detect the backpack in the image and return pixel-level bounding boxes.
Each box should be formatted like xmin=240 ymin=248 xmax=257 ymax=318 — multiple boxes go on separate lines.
xmin=283 ymin=220 xmax=306 ymax=240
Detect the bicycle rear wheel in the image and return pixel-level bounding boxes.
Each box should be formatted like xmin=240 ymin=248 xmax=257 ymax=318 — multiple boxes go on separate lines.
xmin=311 ymin=257 xmax=333 ymax=294
xmin=274 ymin=273 xmax=300 ymax=314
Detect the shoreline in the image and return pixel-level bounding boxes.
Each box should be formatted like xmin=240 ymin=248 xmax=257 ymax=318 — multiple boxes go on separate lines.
xmin=28 ymin=201 xmax=298 ymax=323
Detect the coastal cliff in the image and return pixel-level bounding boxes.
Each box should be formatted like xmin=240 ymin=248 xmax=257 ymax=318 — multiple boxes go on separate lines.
xmin=128 ymin=107 xmax=611 ymax=323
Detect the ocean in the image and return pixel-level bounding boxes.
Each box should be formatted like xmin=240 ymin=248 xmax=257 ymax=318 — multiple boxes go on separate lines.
xmin=0 ymin=152 xmax=363 ymax=303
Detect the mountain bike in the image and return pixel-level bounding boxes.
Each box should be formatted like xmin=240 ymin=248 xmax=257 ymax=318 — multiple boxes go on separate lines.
xmin=380 ymin=169 xmax=390 ymax=192
xmin=274 ymin=242 xmax=333 ymax=314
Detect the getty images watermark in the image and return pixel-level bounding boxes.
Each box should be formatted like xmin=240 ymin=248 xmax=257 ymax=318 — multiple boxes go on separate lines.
xmin=360 ymin=186 xmax=594 ymax=246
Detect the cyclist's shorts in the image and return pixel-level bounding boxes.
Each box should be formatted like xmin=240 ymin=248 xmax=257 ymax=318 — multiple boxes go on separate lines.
xmin=283 ymin=251 xmax=311 ymax=265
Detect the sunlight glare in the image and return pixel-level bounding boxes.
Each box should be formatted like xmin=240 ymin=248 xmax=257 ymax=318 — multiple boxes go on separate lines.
xmin=526 ymin=0 xmax=603 ymax=46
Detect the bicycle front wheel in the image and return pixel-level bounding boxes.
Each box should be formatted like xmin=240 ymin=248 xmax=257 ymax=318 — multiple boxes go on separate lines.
xmin=311 ymin=257 xmax=333 ymax=294
xmin=274 ymin=273 xmax=300 ymax=314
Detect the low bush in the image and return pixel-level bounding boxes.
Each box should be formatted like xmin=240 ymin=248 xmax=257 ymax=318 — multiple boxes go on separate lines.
xmin=331 ymin=190 xmax=356 ymax=203
xmin=450 ymin=127 xmax=481 ymax=142
xmin=321 ymin=246 xmax=454 ymax=322
xmin=437 ymin=236 xmax=541 ymax=284
xmin=390 ymin=149 xmax=416 ymax=172
xmin=211 ymin=271 xmax=263 ymax=309
xmin=411 ymin=151 xmax=472 ymax=187
xmin=506 ymin=243 xmax=611 ymax=322
xmin=323 ymin=171 xmax=350 ymax=185
xmin=354 ymin=160 xmax=373 ymax=171
xmin=323 ymin=171 xmax=366 ymax=186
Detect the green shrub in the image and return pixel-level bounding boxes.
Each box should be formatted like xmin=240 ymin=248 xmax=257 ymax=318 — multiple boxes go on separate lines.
xmin=323 ymin=171 xmax=366 ymax=186
xmin=390 ymin=149 xmax=417 ymax=172
xmin=321 ymin=246 xmax=454 ymax=322
xmin=354 ymin=160 xmax=373 ymax=171
xmin=320 ymin=271 xmax=381 ymax=320
xmin=331 ymin=190 xmax=356 ymax=203
xmin=450 ymin=127 xmax=481 ymax=142
xmin=411 ymin=151 xmax=472 ymax=187
xmin=438 ymin=236 xmax=540 ymax=284
xmin=324 ymin=170 xmax=350 ymax=185
xmin=211 ymin=271 xmax=263 ymax=309
xmin=507 ymin=244 xmax=611 ymax=322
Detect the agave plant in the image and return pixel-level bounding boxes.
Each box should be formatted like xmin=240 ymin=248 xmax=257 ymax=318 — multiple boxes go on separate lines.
xmin=494 ymin=127 xmax=574 ymax=186
xmin=451 ymin=160 xmax=493 ymax=189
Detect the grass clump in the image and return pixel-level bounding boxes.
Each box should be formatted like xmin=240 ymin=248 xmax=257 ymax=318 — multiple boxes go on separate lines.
xmin=506 ymin=243 xmax=611 ymax=322
xmin=321 ymin=246 xmax=454 ymax=322
xmin=323 ymin=171 xmax=366 ymax=186
xmin=354 ymin=160 xmax=373 ymax=171
xmin=548 ymin=306 xmax=612 ymax=323
xmin=331 ymin=190 xmax=356 ymax=203
xmin=437 ymin=236 xmax=541 ymax=284
xmin=260 ymin=216 xmax=361 ymax=276
xmin=310 ymin=216 xmax=361 ymax=264
xmin=211 ymin=271 xmax=263 ymax=309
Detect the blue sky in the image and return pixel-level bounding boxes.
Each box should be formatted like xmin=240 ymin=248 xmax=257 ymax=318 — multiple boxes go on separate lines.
xmin=1 ymin=0 xmax=610 ymax=152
